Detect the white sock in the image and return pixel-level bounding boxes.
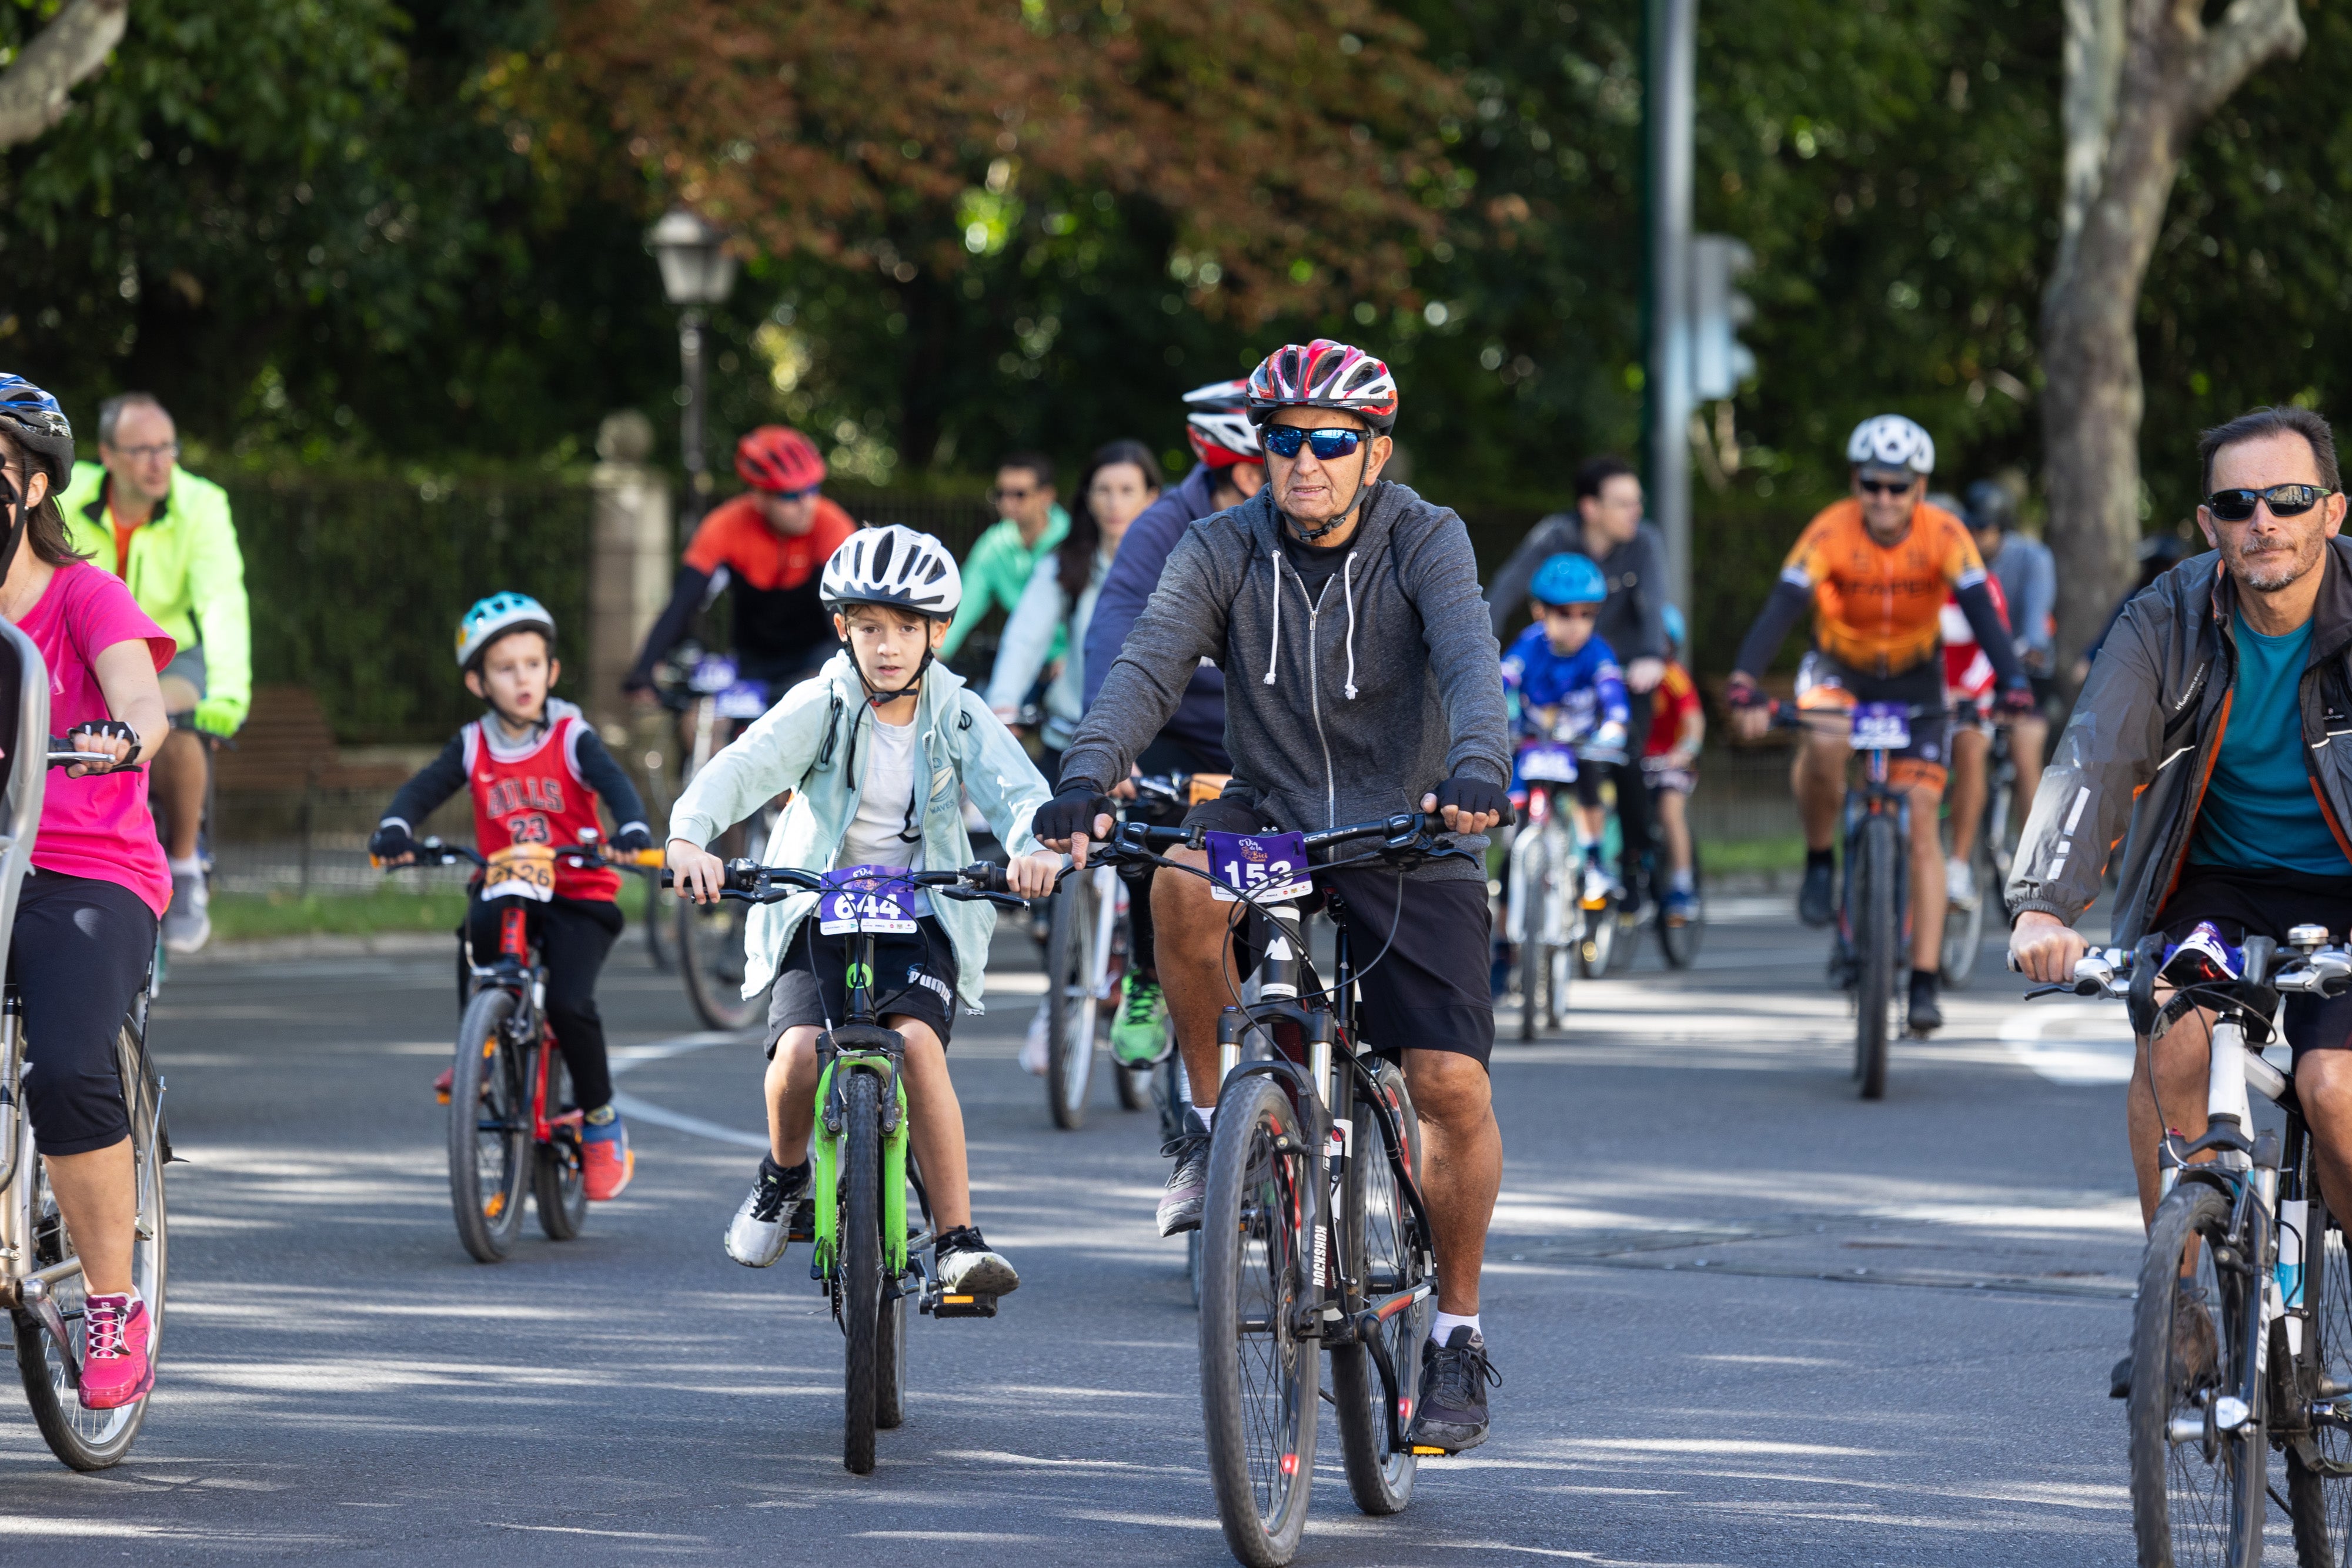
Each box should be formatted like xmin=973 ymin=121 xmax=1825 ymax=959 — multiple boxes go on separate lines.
xmin=1431 ymin=1310 xmax=1481 ymax=1343
xmin=168 ymin=854 xmax=202 ymax=877
xmin=1198 ymin=1106 xmax=1213 ymax=1134
xmin=1670 ymin=868 xmax=1695 ymax=894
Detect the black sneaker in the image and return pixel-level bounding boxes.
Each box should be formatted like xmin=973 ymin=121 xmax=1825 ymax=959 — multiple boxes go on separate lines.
xmin=2112 ymin=1288 xmax=2219 ymax=1398
xmin=1799 ymin=860 xmax=1835 ymax=927
xmin=936 ymin=1225 xmax=1020 ymax=1296
xmin=1158 ymin=1132 xmax=1211 ymax=1237
xmin=723 ymin=1156 xmax=809 ymax=1268
xmin=1907 ymin=971 xmax=1943 ymax=1033
xmin=1406 ymin=1326 xmax=1499 ymax=1453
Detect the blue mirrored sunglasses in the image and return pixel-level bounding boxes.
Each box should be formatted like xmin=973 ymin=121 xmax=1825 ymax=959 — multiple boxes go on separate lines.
xmin=1260 ymin=425 xmax=1364 ymax=462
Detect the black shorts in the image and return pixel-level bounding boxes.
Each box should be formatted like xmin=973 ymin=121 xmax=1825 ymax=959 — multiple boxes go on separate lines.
xmin=1180 ymin=797 xmax=1496 ymax=1069
xmin=12 ymin=871 xmax=158 ymax=1156
xmin=2156 ymin=865 xmax=2352 ymax=1059
xmin=766 ymin=914 xmax=958 ymax=1055
xmin=1795 ymin=650 xmax=1949 ymax=784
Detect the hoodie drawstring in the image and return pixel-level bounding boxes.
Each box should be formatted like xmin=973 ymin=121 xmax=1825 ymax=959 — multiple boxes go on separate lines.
xmin=1341 ymin=551 xmax=1360 ymax=700
xmin=1262 ymin=548 xmax=1284 ymax=685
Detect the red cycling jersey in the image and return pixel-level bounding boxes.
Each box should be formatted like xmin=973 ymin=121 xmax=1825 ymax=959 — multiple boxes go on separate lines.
xmin=463 ymin=712 xmax=620 ymax=902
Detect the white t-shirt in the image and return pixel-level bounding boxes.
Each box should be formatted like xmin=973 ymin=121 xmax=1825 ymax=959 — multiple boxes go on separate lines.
xmin=836 ymin=713 xmax=928 ymax=910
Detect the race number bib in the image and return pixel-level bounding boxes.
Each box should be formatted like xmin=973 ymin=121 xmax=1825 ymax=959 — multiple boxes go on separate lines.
xmin=1518 ymin=744 xmax=1579 ymax=784
xmin=1204 ymin=831 xmax=1312 ymax=905
xmin=818 ymin=865 xmax=918 ymax=934
xmin=483 ymin=843 xmax=558 ymax=902
xmin=713 ymin=679 xmax=771 ymax=720
xmin=689 ymin=654 xmax=740 ymax=695
xmin=1849 ymin=702 xmax=1911 ymax=753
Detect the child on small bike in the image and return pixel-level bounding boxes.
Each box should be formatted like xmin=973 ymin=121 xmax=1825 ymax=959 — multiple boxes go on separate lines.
xmin=667 ymin=526 xmax=1058 ymax=1296
xmin=1502 ymin=552 xmax=1629 ymax=900
xmin=368 ymin=593 xmax=653 ymax=1201
xmin=1641 ymin=603 xmax=1705 ymax=921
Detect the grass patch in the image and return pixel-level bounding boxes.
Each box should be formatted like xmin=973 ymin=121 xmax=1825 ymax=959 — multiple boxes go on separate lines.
xmin=211 ymin=887 xmax=471 ymax=942
xmin=1705 ymin=835 xmax=1807 ymax=875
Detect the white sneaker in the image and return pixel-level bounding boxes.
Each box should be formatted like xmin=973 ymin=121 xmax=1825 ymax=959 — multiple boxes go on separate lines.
xmin=1579 ymin=864 xmax=1614 ymax=905
xmin=1946 ymin=856 xmax=1979 ymax=911
xmin=1020 ymin=1004 xmax=1050 ymax=1076
xmin=163 ymin=867 xmax=212 ymax=954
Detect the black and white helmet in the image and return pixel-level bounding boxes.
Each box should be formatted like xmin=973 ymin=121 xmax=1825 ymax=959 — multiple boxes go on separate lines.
xmin=1846 ymin=414 xmax=1935 ymax=476
xmin=820 ymin=525 xmax=963 ymax=619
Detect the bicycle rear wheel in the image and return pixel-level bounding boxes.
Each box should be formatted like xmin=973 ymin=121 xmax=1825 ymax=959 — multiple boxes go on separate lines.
xmin=1940 ymin=838 xmax=1990 ymax=988
xmin=14 ymin=1022 xmax=168 ymax=1471
xmin=1200 ymin=1074 xmax=1318 ymax=1566
xmin=1044 ymin=872 xmax=1104 ymax=1129
xmin=532 ymin=1048 xmax=589 ymax=1242
xmin=2132 ymin=1181 xmax=2264 ymax=1566
xmin=677 ymin=812 xmax=771 ymax=1031
xmin=2288 ymin=1199 xmax=2352 ymax=1566
xmin=1658 ymin=842 xmax=1705 ymax=969
xmin=1508 ymin=826 xmax=1544 ymax=1041
xmin=1853 ymin=813 xmax=1898 ymax=1101
xmin=449 ymin=988 xmax=530 ymax=1262
xmin=840 ymin=1071 xmax=885 ymax=1475
xmin=1332 ymin=1059 xmax=1428 ymax=1516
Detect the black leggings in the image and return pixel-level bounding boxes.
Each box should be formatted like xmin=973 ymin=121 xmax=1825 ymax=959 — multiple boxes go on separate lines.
xmin=13 ymin=872 xmax=157 ymax=1157
xmin=465 ymin=894 xmax=624 ymax=1110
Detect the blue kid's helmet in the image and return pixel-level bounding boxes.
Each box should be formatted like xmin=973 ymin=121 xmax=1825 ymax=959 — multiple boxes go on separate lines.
xmin=456 ymin=591 xmax=556 ymax=670
xmin=1662 ymin=603 xmax=1686 ymax=650
xmin=0 ymin=375 xmax=75 ymax=491
xmin=1531 ymin=552 xmax=1606 ymax=607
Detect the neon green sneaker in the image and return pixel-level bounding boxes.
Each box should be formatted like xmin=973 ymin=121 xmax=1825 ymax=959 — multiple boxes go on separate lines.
xmin=1111 ymin=973 xmax=1168 ymax=1066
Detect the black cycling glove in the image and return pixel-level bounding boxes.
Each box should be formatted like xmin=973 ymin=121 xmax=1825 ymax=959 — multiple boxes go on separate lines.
xmin=1432 ymin=774 xmax=1513 ymax=825
xmin=610 ymin=824 xmax=655 ymax=855
xmin=368 ymin=823 xmax=419 ymax=861
xmin=1034 ymin=785 xmax=1117 ymax=845
xmin=65 ymin=719 xmax=141 ymax=768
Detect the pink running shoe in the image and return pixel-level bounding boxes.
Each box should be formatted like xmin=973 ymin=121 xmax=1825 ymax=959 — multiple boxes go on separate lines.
xmin=78 ymin=1293 xmax=153 ymax=1411
xmin=581 ymin=1107 xmax=633 ymax=1201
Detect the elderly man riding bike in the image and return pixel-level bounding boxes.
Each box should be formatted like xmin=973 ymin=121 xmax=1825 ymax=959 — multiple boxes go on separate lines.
xmin=2010 ymin=405 xmax=2352 ymax=1397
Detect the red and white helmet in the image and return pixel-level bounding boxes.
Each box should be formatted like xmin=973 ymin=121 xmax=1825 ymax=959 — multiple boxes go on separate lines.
xmin=1245 ymin=339 xmax=1399 ymax=433
xmin=1181 ymin=379 xmax=1263 ymax=468
xmin=736 ymin=424 xmax=827 ymax=493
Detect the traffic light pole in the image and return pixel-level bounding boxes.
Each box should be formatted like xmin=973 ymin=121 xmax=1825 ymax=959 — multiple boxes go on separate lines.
xmin=1643 ymin=0 xmax=1696 ymax=620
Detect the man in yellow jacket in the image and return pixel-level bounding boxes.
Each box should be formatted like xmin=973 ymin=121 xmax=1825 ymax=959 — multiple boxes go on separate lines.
xmin=59 ymin=393 xmax=250 ymax=954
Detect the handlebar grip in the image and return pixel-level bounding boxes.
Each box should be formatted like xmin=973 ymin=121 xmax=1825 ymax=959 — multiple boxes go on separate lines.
xmin=617 ymin=848 xmax=666 ymax=869
xmin=963 ymin=861 xmax=1011 ymax=894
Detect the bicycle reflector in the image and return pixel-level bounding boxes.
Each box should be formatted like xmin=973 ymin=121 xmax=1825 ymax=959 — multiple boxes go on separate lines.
xmin=2160 ymin=922 xmax=2244 ymax=987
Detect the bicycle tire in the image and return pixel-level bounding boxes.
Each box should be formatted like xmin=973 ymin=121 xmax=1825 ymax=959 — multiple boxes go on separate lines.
xmin=1044 ymin=875 xmax=1102 ymax=1130
xmin=876 ymin=1286 xmax=908 ymax=1431
xmin=532 ymin=1048 xmax=589 ymax=1242
xmin=1116 ymin=1061 xmax=1149 ymax=1111
xmin=1940 ymin=838 xmax=1990 ymax=988
xmin=1510 ymin=825 xmax=1543 ymax=1041
xmin=1578 ymin=887 xmax=1618 ymax=978
xmin=1200 ymin=1074 xmax=1318 ymax=1566
xmin=840 ymin=1071 xmax=884 ymax=1475
xmin=14 ymin=1022 xmax=168 ymax=1471
xmin=1332 ymin=1059 xmax=1428 ymax=1517
xmin=2132 ymin=1181 xmax=2264 ymax=1566
xmin=677 ymin=813 xmax=771 ymax=1031
xmin=1854 ymin=813 xmax=1898 ymax=1101
xmin=1658 ymin=842 xmax=1705 ymax=969
xmin=1541 ymin=825 xmax=1575 ymax=1028
xmin=2288 ymin=1202 xmax=2352 ymax=1566
xmin=643 ymin=872 xmax=671 ymax=972
xmin=449 ymin=988 xmax=531 ymax=1262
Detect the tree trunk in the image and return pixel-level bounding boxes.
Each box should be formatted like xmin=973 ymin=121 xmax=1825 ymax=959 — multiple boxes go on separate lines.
xmin=2039 ymin=0 xmax=2302 ymax=673
xmin=0 ymin=0 xmax=127 ymax=151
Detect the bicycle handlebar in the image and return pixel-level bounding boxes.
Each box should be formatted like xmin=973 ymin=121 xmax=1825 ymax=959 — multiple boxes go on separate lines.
xmin=657 ymin=860 xmax=1030 ymax=911
xmin=371 ymin=838 xmax=664 ymax=872
xmin=2009 ymin=937 xmax=2352 ymax=1004
xmin=44 ymin=736 xmax=143 ymax=773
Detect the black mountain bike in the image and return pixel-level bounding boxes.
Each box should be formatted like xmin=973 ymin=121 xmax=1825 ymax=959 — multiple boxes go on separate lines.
xmin=2022 ymin=929 xmax=2352 ymax=1566
xmin=1081 ymin=811 xmax=1444 ymax=1567
xmin=669 ymin=858 xmax=1027 ymax=1475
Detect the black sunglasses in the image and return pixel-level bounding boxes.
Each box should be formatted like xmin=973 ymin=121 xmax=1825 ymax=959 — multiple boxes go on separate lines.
xmin=2203 ymin=483 xmax=2337 ymax=522
xmin=1855 ymin=477 xmax=1916 ymax=498
xmin=1261 ymin=425 xmax=1365 ymax=462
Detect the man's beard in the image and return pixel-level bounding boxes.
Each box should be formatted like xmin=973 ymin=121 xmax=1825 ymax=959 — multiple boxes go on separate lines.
xmin=2236 ymin=539 xmax=2316 ymax=593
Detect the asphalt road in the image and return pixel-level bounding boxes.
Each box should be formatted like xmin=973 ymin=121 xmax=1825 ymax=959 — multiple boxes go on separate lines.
xmin=0 ymin=895 xmax=2177 ymax=1566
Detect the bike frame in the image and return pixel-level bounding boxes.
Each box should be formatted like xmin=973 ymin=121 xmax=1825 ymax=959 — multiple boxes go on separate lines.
xmin=807 ymin=928 xmax=917 ymax=1292
xmin=1837 ymin=738 xmax=1913 ymax=962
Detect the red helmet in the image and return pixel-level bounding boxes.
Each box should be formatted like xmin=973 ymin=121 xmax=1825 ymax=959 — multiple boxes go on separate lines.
xmin=736 ymin=425 xmax=826 ymax=493
xmin=1182 ymin=379 xmax=1264 ymax=469
xmin=1245 ymin=339 xmax=1399 ymax=433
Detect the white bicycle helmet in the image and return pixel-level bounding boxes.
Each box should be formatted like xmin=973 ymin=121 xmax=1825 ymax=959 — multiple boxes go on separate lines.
xmin=456 ymin=591 xmax=556 ymax=670
xmin=1182 ymin=379 xmax=1263 ymax=467
xmin=1846 ymin=414 xmax=1935 ymax=476
xmin=820 ymin=525 xmax=962 ymax=619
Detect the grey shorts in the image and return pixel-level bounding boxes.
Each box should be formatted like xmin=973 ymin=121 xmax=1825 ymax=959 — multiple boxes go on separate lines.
xmin=763 ymin=914 xmax=958 ymax=1055
xmin=159 ymin=644 xmax=206 ymax=710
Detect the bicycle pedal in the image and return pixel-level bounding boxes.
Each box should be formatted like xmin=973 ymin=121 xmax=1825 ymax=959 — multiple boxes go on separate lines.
xmin=1409 ymin=1445 xmax=1451 ymax=1457
xmin=924 ymin=1290 xmax=998 ymax=1319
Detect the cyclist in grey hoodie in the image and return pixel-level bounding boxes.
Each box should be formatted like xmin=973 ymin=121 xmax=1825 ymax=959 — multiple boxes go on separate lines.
xmin=1038 ymin=339 xmax=1514 ymax=1453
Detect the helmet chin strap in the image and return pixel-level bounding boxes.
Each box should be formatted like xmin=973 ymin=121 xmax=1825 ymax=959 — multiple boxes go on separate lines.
xmin=842 ymin=630 xmax=933 ymax=707
xmin=0 ymin=470 xmax=25 ymax=589
xmin=1278 ymin=455 xmax=1374 ymax=544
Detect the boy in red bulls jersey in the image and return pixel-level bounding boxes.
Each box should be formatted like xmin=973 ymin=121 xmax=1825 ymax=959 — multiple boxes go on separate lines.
xmin=370 ymin=593 xmax=654 ymax=1201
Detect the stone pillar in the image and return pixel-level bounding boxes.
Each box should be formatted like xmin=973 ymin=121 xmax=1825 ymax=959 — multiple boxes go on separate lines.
xmin=585 ymin=410 xmax=673 ymax=734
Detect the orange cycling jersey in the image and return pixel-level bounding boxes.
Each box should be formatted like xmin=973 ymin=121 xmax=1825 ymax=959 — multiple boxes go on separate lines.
xmin=1778 ymin=497 xmax=1987 ymax=676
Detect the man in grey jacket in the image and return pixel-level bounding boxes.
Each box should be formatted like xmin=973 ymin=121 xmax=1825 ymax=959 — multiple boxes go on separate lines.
xmin=2009 ymin=406 xmax=2352 ymax=1396
xmin=1039 ymin=339 xmax=1514 ymax=1453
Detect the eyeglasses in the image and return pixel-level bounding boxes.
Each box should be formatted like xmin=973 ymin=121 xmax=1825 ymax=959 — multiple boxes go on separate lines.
xmin=1855 ymin=477 xmax=1916 ymax=499
xmin=111 ymin=442 xmax=179 ymax=462
xmin=990 ymin=485 xmax=1037 ymax=504
xmin=766 ymin=486 xmax=820 ymax=503
xmin=1260 ymin=426 xmax=1365 ymax=462
xmin=2203 ymin=483 xmax=2337 ymax=522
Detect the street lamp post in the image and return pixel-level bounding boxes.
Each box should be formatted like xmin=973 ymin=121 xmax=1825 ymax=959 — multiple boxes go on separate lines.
xmin=646 ymin=208 xmax=740 ymax=527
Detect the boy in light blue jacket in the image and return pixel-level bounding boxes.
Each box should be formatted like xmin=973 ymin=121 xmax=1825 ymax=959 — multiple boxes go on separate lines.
xmin=669 ymin=526 xmax=1060 ymax=1296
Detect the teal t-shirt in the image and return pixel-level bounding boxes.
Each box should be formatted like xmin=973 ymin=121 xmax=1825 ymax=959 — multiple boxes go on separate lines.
xmin=2190 ymin=612 xmax=2352 ymax=873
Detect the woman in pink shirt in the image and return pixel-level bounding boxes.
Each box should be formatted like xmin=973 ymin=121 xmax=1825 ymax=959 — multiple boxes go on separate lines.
xmin=0 ymin=379 xmax=171 ymax=1413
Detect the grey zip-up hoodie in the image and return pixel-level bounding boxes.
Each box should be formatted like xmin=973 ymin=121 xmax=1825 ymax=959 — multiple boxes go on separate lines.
xmin=1057 ymin=481 xmax=1512 ymax=881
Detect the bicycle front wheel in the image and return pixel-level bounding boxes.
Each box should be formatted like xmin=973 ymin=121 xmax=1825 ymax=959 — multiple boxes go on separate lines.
xmin=532 ymin=1047 xmax=589 ymax=1242
xmin=677 ymin=812 xmax=771 ymax=1031
xmin=1853 ymin=812 xmax=1899 ymax=1101
xmin=840 ymin=1071 xmax=885 ymax=1475
xmin=449 ymin=988 xmax=530 ymax=1262
xmin=14 ymin=1022 xmax=168 ymax=1471
xmin=1940 ymin=838 xmax=1990 ymax=988
xmin=2132 ymin=1182 xmax=2264 ymax=1567
xmin=1658 ymin=842 xmax=1705 ymax=969
xmin=2288 ymin=1200 xmax=2352 ymax=1566
xmin=1044 ymin=872 xmax=1104 ymax=1130
xmin=1332 ymin=1059 xmax=1428 ymax=1516
xmin=1200 ymin=1074 xmax=1318 ymax=1566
